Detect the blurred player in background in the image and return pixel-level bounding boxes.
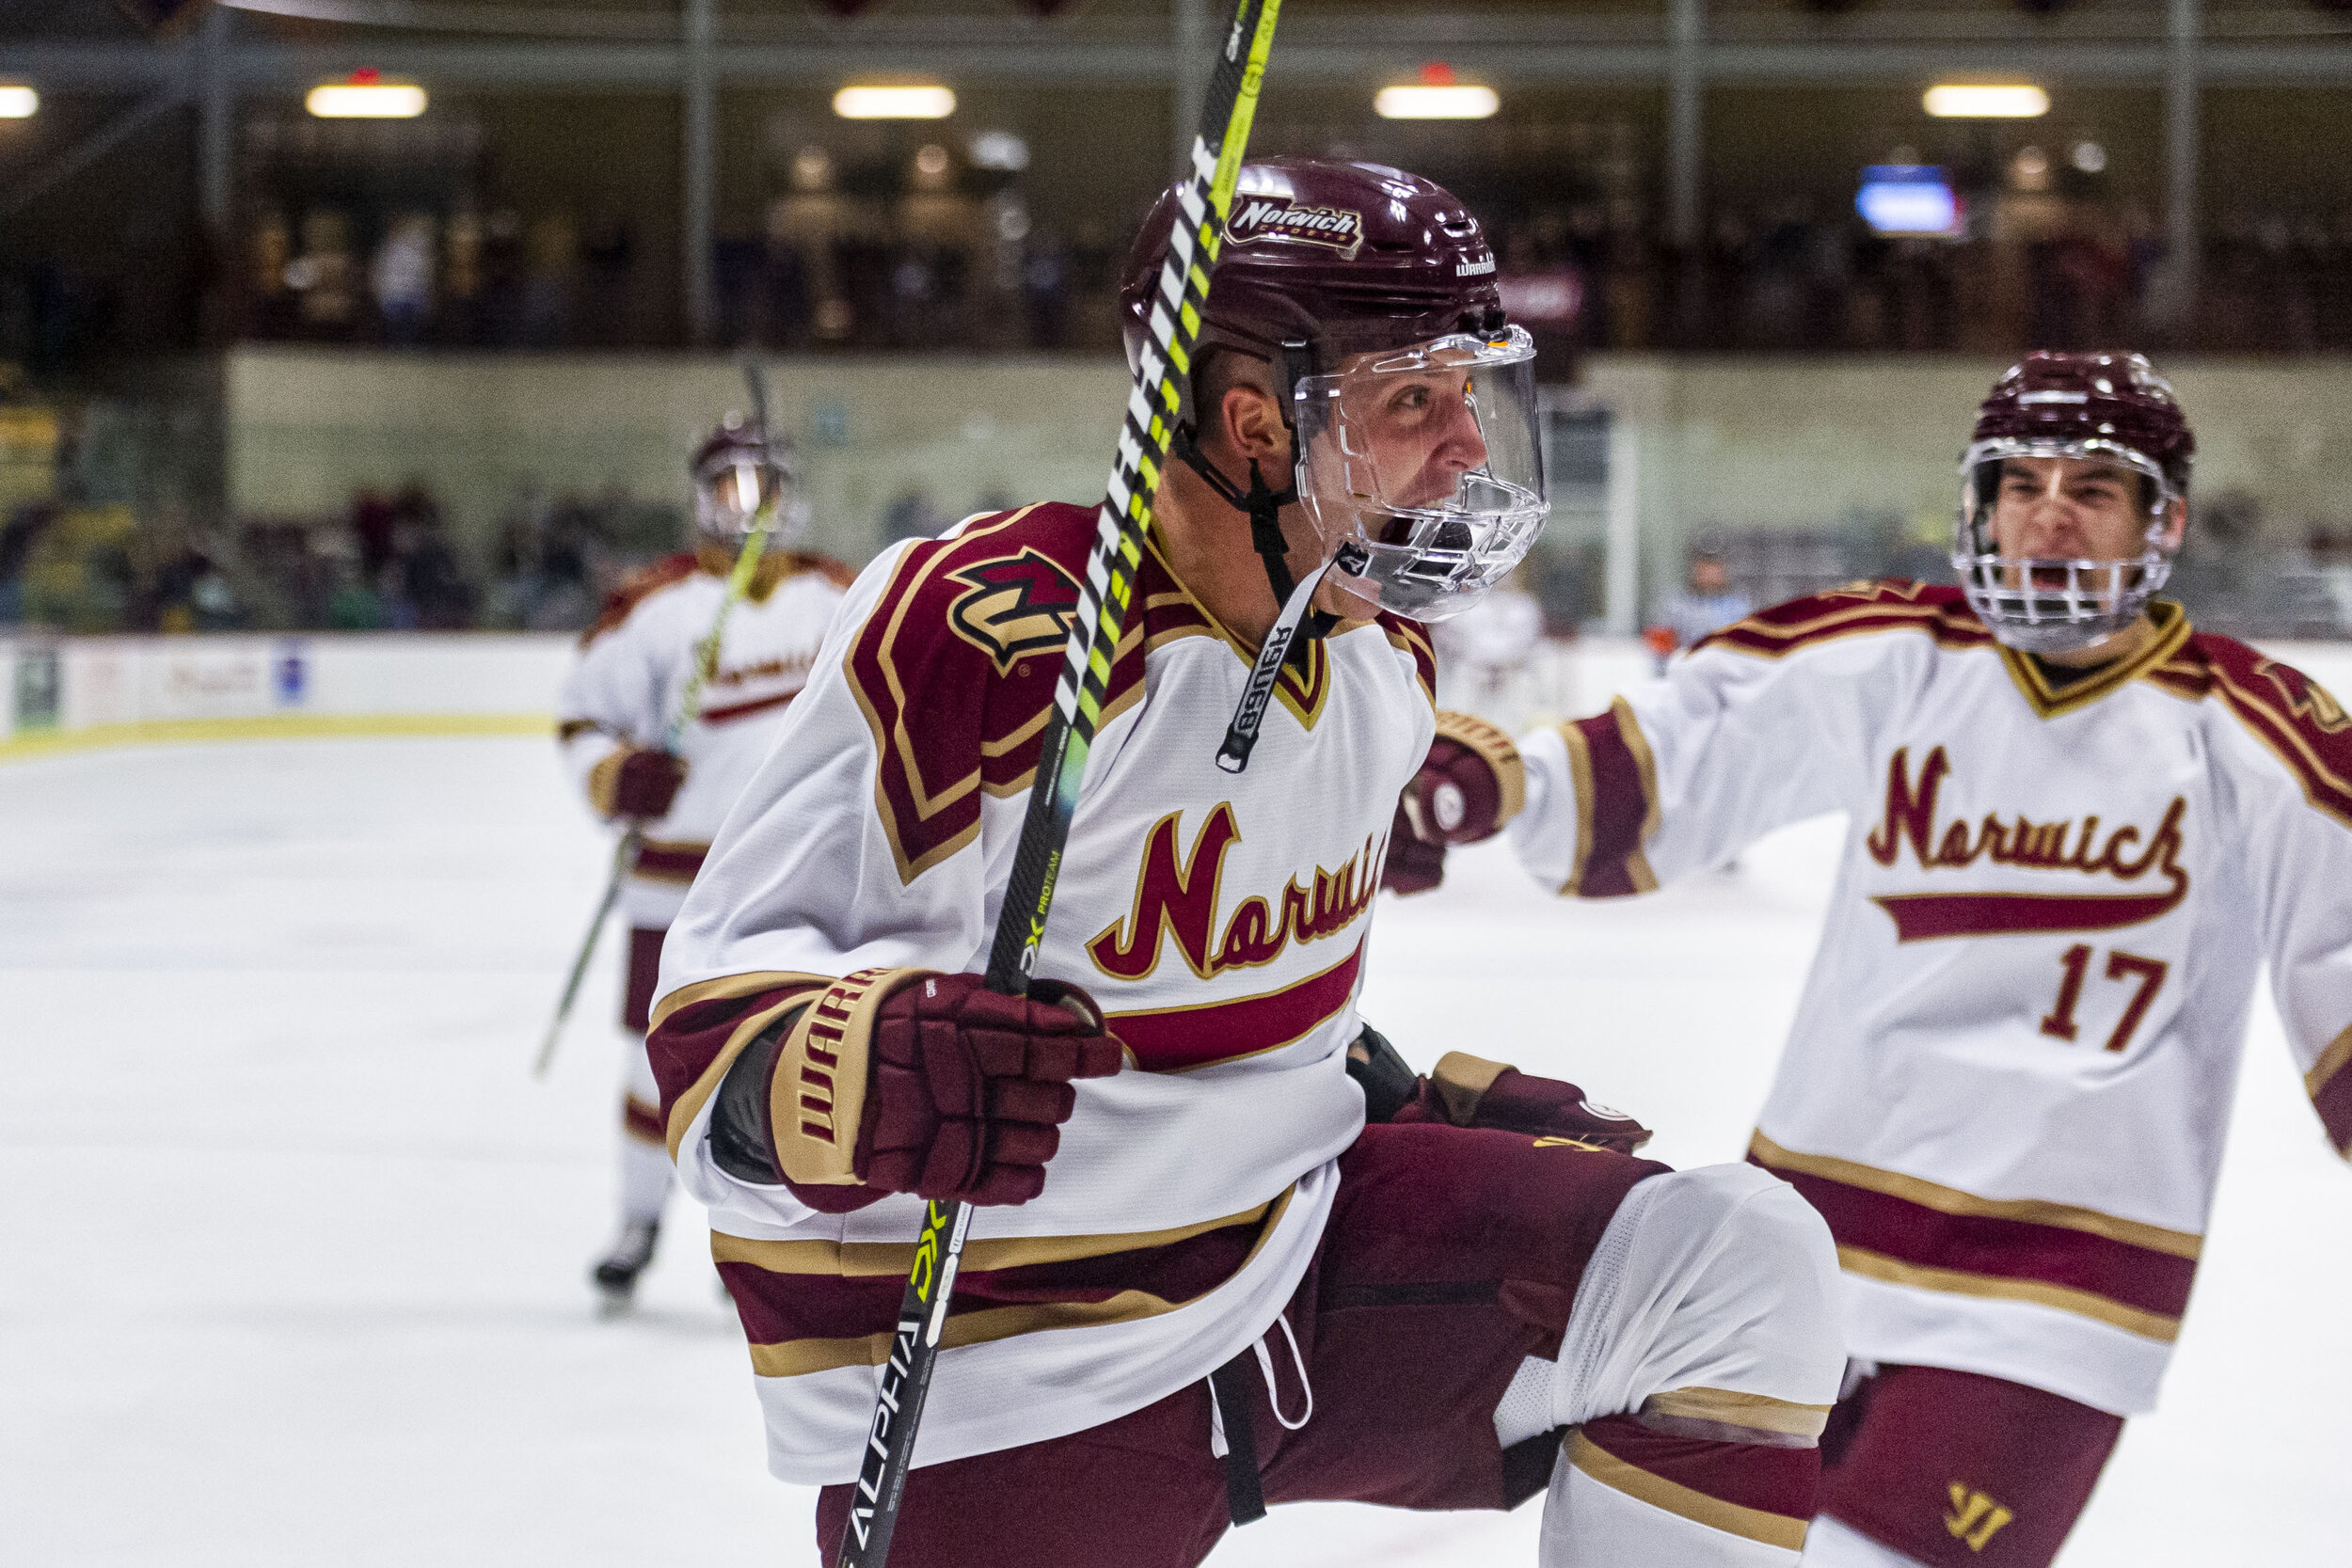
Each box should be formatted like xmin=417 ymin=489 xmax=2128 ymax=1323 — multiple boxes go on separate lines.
xmin=1389 ymin=352 xmax=2352 ymax=1568
xmin=644 ymin=158 xmax=1844 ymax=1566
xmin=1434 ymin=562 xmax=1549 ymax=731
xmin=554 ymin=415 xmax=851 ymax=1308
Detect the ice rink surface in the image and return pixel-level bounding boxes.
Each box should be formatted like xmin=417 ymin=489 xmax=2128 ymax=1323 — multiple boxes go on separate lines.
xmin=5 ymin=735 xmax=2347 ymax=1567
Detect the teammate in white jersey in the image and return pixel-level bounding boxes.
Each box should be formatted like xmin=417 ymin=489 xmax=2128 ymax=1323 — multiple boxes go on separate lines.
xmin=555 ymin=416 xmax=850 ymax=1306
xmin=644 ymin=158 xmax=1843 ymax=1566
xmin=1389 ymin=352 xmax=2352 ymax=1568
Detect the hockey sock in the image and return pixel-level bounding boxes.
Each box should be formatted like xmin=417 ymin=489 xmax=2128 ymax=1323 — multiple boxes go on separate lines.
xmin=1543 ymin=1414 xmax=1818 ymax=1565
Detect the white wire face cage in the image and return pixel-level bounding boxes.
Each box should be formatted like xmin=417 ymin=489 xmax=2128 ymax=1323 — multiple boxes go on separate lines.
xmin=1291 ymin=325 xmax=1549 ymax=623
xmin=693 ymin=446 xmax=810 ymax=546
xmin=1953 ymin=436 xmax=2181 ymax=654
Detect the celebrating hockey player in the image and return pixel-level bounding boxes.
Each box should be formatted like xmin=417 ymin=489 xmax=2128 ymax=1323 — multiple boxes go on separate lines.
xmin=1387 ymin=351 xmax=2352 ymax=1568
xmin=554 ymin=415 xmax=851 ymax=1307
xmin=644 ymin=157 xmax=1843 ymax=1566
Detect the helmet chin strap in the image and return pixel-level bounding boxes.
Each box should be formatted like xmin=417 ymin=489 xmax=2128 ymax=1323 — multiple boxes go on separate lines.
xmin=1168 ymin=423 xmax=1341 ymax=665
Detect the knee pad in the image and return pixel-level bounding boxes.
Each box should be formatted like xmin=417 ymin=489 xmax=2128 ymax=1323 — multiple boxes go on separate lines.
xmin=1525 ymin=1164 xmax=1846 ymax=1441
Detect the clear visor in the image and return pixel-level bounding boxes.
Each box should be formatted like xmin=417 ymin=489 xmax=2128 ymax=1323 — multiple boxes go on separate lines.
xmin=1292 ymin=325 xmax=1548 ymax=623
xmin=694 ymin=452 xmax=807 ymax=544
xmin=1953 ymin=437 xmax=2178 ymax=653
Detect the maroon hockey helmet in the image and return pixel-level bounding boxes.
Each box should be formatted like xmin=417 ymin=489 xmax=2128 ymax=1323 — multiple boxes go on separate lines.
xmin=691 ymin=413 xmax=807 ymax=546
xmin=1955 ymin=351 xmax=2194 ymax=653
xmin=1119 ymin=156 xmax=1506 ymax=387
xmin=1118 ymin=158 xmax=1547 ymax=624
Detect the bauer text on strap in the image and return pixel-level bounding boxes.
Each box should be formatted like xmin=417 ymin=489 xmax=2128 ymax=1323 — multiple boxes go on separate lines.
xmin=1217 ymin=540 xmax=1366 ymax=773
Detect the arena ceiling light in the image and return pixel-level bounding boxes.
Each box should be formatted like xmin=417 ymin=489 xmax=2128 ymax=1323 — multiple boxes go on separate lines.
xmin=1923 ymin=83 xmax=2049 ymax=119
xmin=0 ymin=86 xmax=37 ymax=119
xmin=1375 ymin=61 xmax=1499 ymax=120
xmin=834 ymin=85 xmax=956 ymax=120
xmin=306 ymin=71 xmax=427 ymax=119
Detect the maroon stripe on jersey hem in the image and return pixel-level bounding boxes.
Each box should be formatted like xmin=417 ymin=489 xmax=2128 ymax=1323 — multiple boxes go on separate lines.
xmin=720 ymin=1212 xmax=1261 ymax=1348
xmin=700 ymin=689 xmax=800 ymax=725
xmin=1103 ymin=942 xmax=1363 ymax=1072
xmin=1569 ymin=708 xmax=1652 ymax=898
xmin=2312 ymin=1051 xmax=2352 ymax=1158
xmin=1580 ymin=1412 xmax=1820 ymax=1524
xmin=634 ymin=843 xmax=708 ymax=880
xmin=1756 ymin=1158 xmax=2196 ymax=1320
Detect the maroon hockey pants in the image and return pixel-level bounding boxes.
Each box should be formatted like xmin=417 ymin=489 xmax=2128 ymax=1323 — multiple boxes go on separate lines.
xmin=815 ymin=1121 xmax=1669 ymax=1567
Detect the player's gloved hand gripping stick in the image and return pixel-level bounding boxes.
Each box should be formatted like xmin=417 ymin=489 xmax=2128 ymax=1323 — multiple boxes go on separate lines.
xmin=832 ymin=5 xmax=1284 ymax=1562
xmin=533 ymin=364 xmax=782 ymax=1078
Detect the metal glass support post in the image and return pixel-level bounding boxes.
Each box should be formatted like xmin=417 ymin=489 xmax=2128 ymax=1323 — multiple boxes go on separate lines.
xmin=1667 ymin=0 xmax=1704 ymax=341
xmin=197 ymin=8 xmax=234 ymax=237
xmin=2162 ymin=0 xmax=2201 ymax=333
xmin=1667 ymin=0 xmax=1703 ymax=251
xmin=1604 ymin=414 xmax=1641 ymax=638
xmin=682 ymin=0 xmax=717 ymax=346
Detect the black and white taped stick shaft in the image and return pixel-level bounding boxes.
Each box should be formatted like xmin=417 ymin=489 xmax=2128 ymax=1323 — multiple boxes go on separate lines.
xmin=831 ymin=3 xmax=1283 ymax=1562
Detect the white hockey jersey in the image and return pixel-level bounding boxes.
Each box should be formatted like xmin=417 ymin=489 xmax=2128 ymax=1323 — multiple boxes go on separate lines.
xmin=644 ymin=502 xmax=1438 ymax=1483
xmin=1509 ymin=582 xmax=2352 ymax=1417
xmin=555 ymin=550 xmax=852 ymax=927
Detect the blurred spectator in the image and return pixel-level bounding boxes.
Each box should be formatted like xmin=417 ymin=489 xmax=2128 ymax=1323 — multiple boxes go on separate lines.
xmin=580 ymin=215 xmax=635 ymax=348
xmin=488 ymin=483 xmax=599 ymax=630
xmin=383 ymin=483 xmax=475 ymax=630
xmin=290 ymin=209 xmax=360 ymax=336
xmin=882 ymin=487 xmax=946 ymax=545
xmin=0 ymin=502 xmax=56 ymax=625
xmin=522 ymin=214 xmax=578 ymax=348
xmin=371 ymin=214 xmax=437 ymax=346
xmin=1652 ymin=546 xmax=1755 ymax=653
xmin=351 ymin=488 xmax=398 ymax=580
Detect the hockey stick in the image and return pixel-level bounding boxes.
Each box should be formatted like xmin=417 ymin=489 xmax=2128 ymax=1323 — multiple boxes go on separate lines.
xmin=832 ymin=5 xmax=1282 ymax=1562
xmin=533 ymin=370 xmax=782 ymax=1078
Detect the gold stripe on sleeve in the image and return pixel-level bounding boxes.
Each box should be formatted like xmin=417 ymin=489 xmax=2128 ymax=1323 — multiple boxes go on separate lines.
xmin=649 ymin=969 xmax=833 ymax=1033
xmin=1556 ymin=721 xmax=1598 ymax=896
xmin=1611 ymin=697 xmax=1662 ymax=893
xmin=662 ymin=987 xmax=823 ymax=1161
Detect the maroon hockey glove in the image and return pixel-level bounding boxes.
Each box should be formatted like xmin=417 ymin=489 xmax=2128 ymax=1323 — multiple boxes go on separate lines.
xmin=760 ymin=969 xmax=1127 ymax=1211
xmin=861 ymin=974 xmax=1125 ymax=1204
xmin=592 ymin=746 xmax=688 ymax=819
xmin=1381 ymin=712 xmax=1526 ymax=896
xmin=1391 ymin=1051 xmax=1652 ymax=1154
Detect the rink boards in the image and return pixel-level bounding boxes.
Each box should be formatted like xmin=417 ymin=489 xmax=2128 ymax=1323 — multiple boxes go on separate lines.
xmin=6 ymin=629 xmax=2347 ymax=767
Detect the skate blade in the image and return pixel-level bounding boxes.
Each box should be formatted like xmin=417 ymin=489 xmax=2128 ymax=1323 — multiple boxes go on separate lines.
xmin=596 ymin=1286 xmax=637 ymax=1319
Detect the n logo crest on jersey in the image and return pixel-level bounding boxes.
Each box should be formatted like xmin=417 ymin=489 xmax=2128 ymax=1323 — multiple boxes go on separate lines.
xmin=1228 ymin=195 xmax=1365 ymax=259
xmin=944 ymin=548 xmax=1083 ymax=675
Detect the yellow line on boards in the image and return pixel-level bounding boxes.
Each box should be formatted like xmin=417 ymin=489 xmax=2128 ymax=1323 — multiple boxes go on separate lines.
xmin=0 ymin=712 xmax=553 ymax=764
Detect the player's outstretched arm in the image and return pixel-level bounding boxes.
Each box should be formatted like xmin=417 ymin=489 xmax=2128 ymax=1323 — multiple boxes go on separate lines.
xmin=1387 ymin=592 xmax=1914 ymax=897
xmin=2216 ymin=651 xmax=2352 ymax=1160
